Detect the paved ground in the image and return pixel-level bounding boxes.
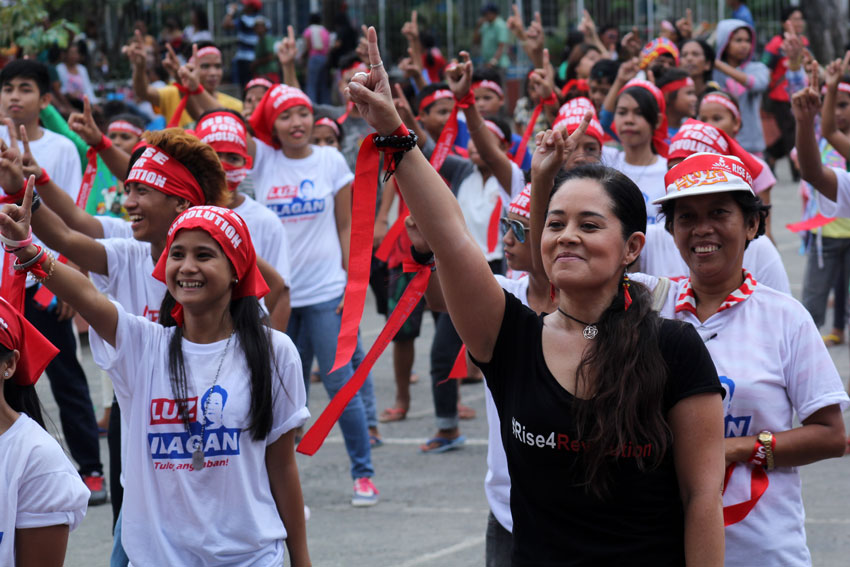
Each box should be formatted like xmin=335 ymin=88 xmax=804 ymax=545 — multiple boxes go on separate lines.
xmin=43 ymin=160 xmax=850 ymax=566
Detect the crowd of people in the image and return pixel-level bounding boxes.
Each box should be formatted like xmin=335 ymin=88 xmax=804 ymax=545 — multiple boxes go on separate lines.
xmin=1 ymin=2 xmax=850 ymax=566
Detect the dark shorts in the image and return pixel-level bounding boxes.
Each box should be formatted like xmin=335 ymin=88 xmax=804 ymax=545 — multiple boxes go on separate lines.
xmin=764 ymin=99 xmax=795 ymax=160
xmin=387 ymin=266 xmax=425 ymax=342
xmin=369 ymin=256 xmax=389 ymax=316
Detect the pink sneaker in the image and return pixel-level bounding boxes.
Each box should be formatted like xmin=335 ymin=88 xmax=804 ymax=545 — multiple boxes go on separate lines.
xmin=351 ymin=477 xmax=379 ymax=507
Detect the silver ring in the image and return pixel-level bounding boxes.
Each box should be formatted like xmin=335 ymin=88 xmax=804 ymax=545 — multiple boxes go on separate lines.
xmin=370 ymin=62 xmax=384 ymax=69
xmin=353 ymin=71 xmax=369 ymax=79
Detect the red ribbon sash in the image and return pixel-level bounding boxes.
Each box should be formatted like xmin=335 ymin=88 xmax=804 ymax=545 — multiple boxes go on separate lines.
xmin=166 ymin=84 xmax=201 ymax=128
xmin=786 ymin=213 xmax=837 ymax=233
xmin=77 ymin=148 xmax=98 ymax=209
xmin=0 ymin=253 xmax=25 ymax=312
xmin=513 ymin=93 xmax=557 ymax=167
xmin=329 ymin=136 xmax=382 ymax=373
xmin=298 ymin=262 xmax=433 ymax=455
xmin=487 ymin=197 xmax=503 ymax=253
xmin=722 ymin=462 xmax=769 ymax=526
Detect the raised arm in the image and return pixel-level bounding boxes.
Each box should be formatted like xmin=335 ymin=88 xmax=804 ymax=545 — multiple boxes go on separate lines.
xmin=67 ymin=97 xmax=131 ymax=184
xmin=821 ymin=53 xmax=850 ymax=161
xmin=347 ymin=28 xmax=505 ymax=362
xmin=125 ymin=30 xmax=161 ymax=107
xmin=0 ymin=178 xmax=118 ymax=345
xmin=794 ymin=63 xmax=839 ymax=200
xmin=278 ymin=26 xmax=301 ymax=89
xmin=448 ymin=53 xmax=515 ymax=193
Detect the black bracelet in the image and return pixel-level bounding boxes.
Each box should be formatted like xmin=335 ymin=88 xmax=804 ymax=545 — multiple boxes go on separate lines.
xmin=410 ymin=245 xmax=434 ymax=266
xmin=373 ymin=131 xmax=418 ymax=151
xmin=30 ymin=191 xmax=41 ymax=213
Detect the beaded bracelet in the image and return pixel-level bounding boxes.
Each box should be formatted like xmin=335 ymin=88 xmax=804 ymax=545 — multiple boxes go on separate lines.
xmin=12 ymin=245 xmax=44 ymax=271
xmin=373 ymin=124 xmax=417 ymax=182
xmin=30 ymin=250 xmax=56 ymax=284
xmin=1 ymin=227 xmax=33 ymax=253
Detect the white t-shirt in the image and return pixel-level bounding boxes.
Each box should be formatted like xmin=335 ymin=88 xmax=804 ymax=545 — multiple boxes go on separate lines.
xmin=639 ymin=224 xmax=791 ymax=294
xmin=92 ymin=237 xmax=165 ymax=322
xmin=457 ymin=163 xmax=525 ymax=263
xmin=0 ymin=414 xmax=89 ymax=566
xmin=252 ymin=141 xmax=353 ymax=307
xmin=630 ymin=272 xmax=850 ymax=567
xmin=817 ymin=167 xmax=850 ymax=218
xmin=233 ymin=194 xmax=292 ymax=284
xmin=607 ymin=151 xmax=668 ymax=225
xmin=1 ymin=126 xmax=82 ymax=286
xmin=97 ymin=215 xmax=133 ymax=240
xmin=485 ymin=274 xmax=530 ymax=533
xmin=90 ymin=302 xmax=310 ymax=566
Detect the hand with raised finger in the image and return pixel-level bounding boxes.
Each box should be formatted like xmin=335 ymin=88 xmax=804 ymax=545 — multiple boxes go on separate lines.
xmin=401 ymin=10 xmax=419 ymax=43
xmin=68 ymin=95 xmax=104 ymax=147
xmin=615 ymin=57 xmax=639 ymax=86
xmin=278 ymin=25 xmax=297 ymax=66
xmin=122 ymin=30 xmax=147 ymax=68
xmin=162 ymin=43 xmax=182 ymax=79
xmin=178 ymin=44 xmax=201 ymax=92
xmin=825 ymin=58 xmax=842 ymax=90
xmin=17 ymin=125 xmax=42 ymax=180
xmin=446 ymin=52 xmax=473 ymax=100
xmin=507 ymin=4 xmax=526 ymax=41
xmin=0 ymin=175 xmax=35 ymax=243
xmin=0 ymin=141 xmax=26 ymax=197
xmin=580 ymin=10 xmax=598 ymax=41
xmin=563 ymin=110 xmax=592 ymax=157
xmin=621 ymin=27 xmax=641 ymax=57
xmin=392 ymin=83 xmax=418 ymax=130
xmin=346 ymin=27 xmax=403 ymax=136
xmin=525 ymin=13 xmax=544 ymax=55
xmin=675 ymin=9 xmax=694 ymax=40
xmin=531 ymin=129 xmax=565 ymax=182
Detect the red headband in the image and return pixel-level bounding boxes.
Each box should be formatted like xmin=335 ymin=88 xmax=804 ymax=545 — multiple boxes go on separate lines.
xmin=700 ymin=93 xmax=740 ymax=120
xmin=196 ymin=111 xmax=250 ymax=161
xmin=639 ymin=37 xmax=680 ymax=70
xmin=483 ymin=120 xmax=506 ymax=142
xmin=0 ymin=296 xmax=58 ymax=386
xmin=248 ymin=84 xmax=313 ymax=148
xmin=508 ymin=183 xmax=532 ymax=218
xmin=107 ymin=120 xmax=143 ymax=137
xmin=560 ymin=78 xmax=590 ymax=97
xmin=152 ymin=206 xmax=269 ymax=326
xmin=315 ymin=117 xmax=340 ymax=138
xmin=821 ymin=82 xmax=850 ymax=95
xmin=192 ymin=46 xmax=222 ymax=62
xmin=472 ymin=80 xmax=504 ymax=99
xmin=245 ymin=77 xmax=274 ymax=91
xmin=668 ymin=118 xmax=764 ymax=181
xmin=660 ymin=76 xmax=695 ymax=95
xmin=553 ymin=97 xmax=604 ymax=146
xmin=418 ymin=89 xmax=454 ymax=114
xmin=127 ymin=143 xmax=206 ymax=206
xmin=617 ymin=79 xmax=669 ymax=157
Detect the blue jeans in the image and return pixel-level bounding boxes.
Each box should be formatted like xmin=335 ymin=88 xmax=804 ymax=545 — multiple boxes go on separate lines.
xmin=288 ymin=295 xmax=374 ymax=479
xmin=351 ymin=335 xmax=378 ymax=428
xmin=110 ymin=507 xmax=129 ymax=567
xmin=306 ymin=53 xmax=329 ymax=105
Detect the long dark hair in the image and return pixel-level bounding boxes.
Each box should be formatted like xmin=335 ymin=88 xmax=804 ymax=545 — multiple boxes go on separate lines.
xmin=159 ymin=294 xmax=275 ymax=441
xmin=1 ymin=346 xmax=45 ymax=428
xmin=548 ymin=164 xmax=670 ymax=497
xmin=617 ymin=86 xmax=660 ymax=154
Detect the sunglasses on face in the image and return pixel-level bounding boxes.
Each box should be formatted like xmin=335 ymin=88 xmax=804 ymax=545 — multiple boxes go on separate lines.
xmin=500 ymin=217 xmax=529 ymax=243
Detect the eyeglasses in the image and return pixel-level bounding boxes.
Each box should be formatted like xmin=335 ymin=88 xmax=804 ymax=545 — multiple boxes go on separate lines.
xmin=500 ymin=217 xmax=529 ymax=243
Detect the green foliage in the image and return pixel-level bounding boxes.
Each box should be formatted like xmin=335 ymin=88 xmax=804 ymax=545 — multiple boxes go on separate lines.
xmin=0 ymin=0 xmax=80 ymax=55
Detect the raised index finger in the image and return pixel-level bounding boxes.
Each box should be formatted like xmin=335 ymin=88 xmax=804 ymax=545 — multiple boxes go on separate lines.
xmin=83 ymin=95 xmax=92 ymax=119
xmin=366 ymin=26 xmax=382 ymax=67
xmin=843 ymin=50 xmax=850 ymax=73
xmin=4 ymin=118 xmax=18 ymax=147
xmin=21 ymin=175 xmax=34 ymax=212
xmin=567 ymin=111 xmax=592 ymax=143
xmin=412 ymin=10 xmax=417 ymax=26
xmin=811 ymin=61 xmax=820 ymax=93
xmin=18 ymin=125 xmax=31 ymax=156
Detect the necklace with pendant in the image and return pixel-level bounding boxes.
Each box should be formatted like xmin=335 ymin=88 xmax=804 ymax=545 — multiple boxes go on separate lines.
xmin=557 ymin=308 xmax=599 ymax=340
xmin=191 ymin=333 xmax=233 ymax=471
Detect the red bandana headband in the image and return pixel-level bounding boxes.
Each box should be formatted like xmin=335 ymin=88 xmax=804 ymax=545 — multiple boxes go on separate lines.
xmin=248 ymin=84 xmax=313 ymax=148
xmin=107 ymin=120 xmax=143 ymax=137
xmin=553 ymin=97 xmax=604 ymax=146
xmin=152 ymin=206 xmax=269 ymax=326
xmin=660 ymin=76 xmax=695 ymax=95
xmin=508 ymin=183 xmax=532 ymax=218
xmin=192 ymin=46 xmax=222 ymax=62
xmin=245 ymin=77 xmax=274 ymax=91
xmin=658 ymin=152 xmax=754 ymax=204
xmin=473 ymin=80 xmax=504 ymax=99
xmin=0 ymin=296 xmax=58 ymax=386
xmin=418 ymin=89 xmax=454 ymax=115
xmin=701 ymin=93 xmax=740 ymax=120
xmin=127 ymin=143 xmax=206 ymax=206
xmin=617 ymin=79 xmax=669 ymax=157
xmin=560 ymin=78 xmax=590 ymax=97
xmin=639 ymin=37 xmax=680 ymax=70
xmin=315 ymin=117 xmax=341 ymax=138
xmin=821 ymin=82 xmax=850 ymax=95
xmin=483 ymin=120 xmax=506 ymax=142
xmin=196 ymin=111 xmax=250 ymax=160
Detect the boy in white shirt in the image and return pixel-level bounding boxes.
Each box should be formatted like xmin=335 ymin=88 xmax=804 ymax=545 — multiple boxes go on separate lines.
xmin=0 ymin=59 xmax=106 ymax=505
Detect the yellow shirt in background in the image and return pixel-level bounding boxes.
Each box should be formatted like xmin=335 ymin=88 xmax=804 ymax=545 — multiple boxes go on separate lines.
xmin=156 ymin=86 xmax=243 ymax=127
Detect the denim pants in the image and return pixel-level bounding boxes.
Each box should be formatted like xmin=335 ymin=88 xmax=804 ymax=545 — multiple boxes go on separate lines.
xmin=25 ymin=286 xmax=102 ymax=476
xmin=351 ymin=335 xmax=378 ymax=429
xmin=110 ymin=507 xmax=129 ymax=567
xmin=802 ymin=236 xmax=850 ymax=328
xmin=288 ymin=295 xmax=374 ymax=479
xmin=485 ymin=511 xmax=513 ymax=567
xmin=306 ymin=53 xmax=329 ymax=105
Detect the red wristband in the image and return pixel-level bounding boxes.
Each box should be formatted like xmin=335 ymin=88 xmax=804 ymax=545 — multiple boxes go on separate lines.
xmin=92 ymin=134 xmax=113 ymax=152
xmin=390 ymin=123 xmax=410 ymax=137
xmin=542 ymin=92 xmax=559 ymax=106
xmin=455 ymin=90 xmax=476 ymax=109
xmin=34 ymin=168 xmax=50 ymax=186
xmin=748 ymin=438 xmax=767 ymax=468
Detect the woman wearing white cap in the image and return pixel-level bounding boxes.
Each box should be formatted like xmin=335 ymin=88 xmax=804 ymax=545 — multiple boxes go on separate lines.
xmin=638 ymin=152 xmax=849 ymax=567
xmin=347 ymin=27 xmax=727 ymax=566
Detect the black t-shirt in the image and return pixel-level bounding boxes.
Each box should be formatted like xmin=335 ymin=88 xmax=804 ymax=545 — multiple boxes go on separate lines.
xmin=473 ymin=290 xmax=723 ymax=567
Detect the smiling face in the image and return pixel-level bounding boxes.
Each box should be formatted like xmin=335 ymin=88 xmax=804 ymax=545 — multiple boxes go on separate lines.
xmin=669 ymin=192 xmax=758 ymax=286
xmin=123 ymin=182 xmax=187 ymax=243
xmin=614 ymin=93 xmax=654 ymax=150
xmin=273 ymin=104 xmax=314 ymax=150
xmin=542 ymin=179 xmax=642 ymax=292
xmin=165 ymin=229 xmax=236 ymax=312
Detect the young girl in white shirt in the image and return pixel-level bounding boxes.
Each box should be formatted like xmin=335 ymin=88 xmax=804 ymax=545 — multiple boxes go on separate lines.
xmin=0 ymin=296 xmax=89 ymax=567
xmin=0 ymin=186 xmax=312 ymax=567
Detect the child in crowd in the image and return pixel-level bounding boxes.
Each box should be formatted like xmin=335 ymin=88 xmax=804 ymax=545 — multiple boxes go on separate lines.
xmin=656 ymin=67 xmax=697 ymax=140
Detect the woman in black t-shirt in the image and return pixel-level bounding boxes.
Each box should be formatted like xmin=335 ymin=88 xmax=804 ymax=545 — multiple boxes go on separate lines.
xmin=346 ymin=29 xmax=725 ymax=566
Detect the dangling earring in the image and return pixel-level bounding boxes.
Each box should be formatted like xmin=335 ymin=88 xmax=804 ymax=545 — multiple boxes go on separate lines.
xmin=622 ymin=274 xmax=632 ymax=311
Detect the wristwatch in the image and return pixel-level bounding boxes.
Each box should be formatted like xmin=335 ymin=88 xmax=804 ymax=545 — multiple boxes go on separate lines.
xmin=757 ymin=430 xmax=775 ymax=470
